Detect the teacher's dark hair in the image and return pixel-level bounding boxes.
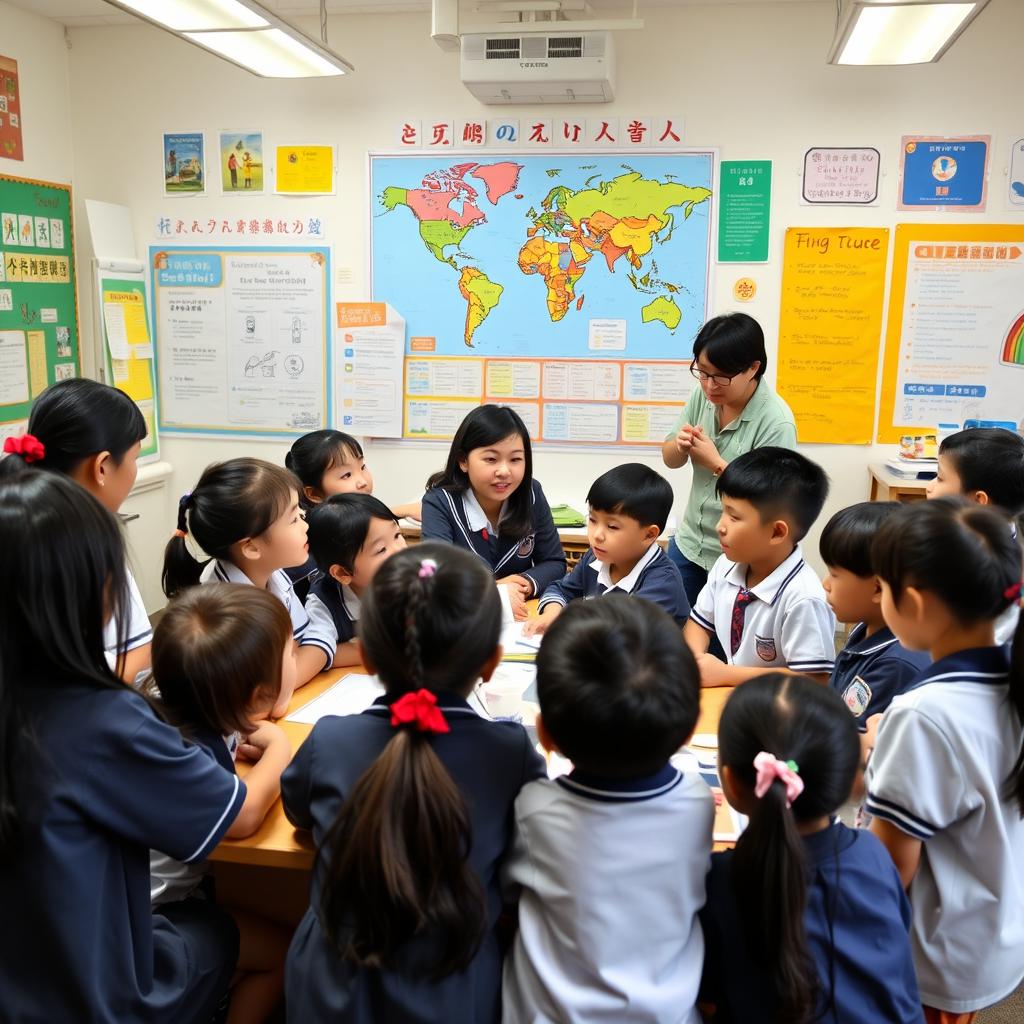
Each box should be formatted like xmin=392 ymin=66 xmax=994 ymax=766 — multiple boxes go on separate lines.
xmin=692 ymin=312 xmax=768 ymax=381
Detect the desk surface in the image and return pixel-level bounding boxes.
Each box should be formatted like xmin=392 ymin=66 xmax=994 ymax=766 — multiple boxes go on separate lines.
xmin=211 ymin=669 xmax=732 ymax=870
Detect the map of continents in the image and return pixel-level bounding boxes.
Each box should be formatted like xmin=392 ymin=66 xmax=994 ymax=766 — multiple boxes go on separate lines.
xmin=371 ymin=154 xmax=714 ymax=359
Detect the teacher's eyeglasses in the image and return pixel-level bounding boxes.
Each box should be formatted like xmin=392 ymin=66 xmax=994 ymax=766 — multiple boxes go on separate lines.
xmin=689 ymin=364 xmax=742 ymax=388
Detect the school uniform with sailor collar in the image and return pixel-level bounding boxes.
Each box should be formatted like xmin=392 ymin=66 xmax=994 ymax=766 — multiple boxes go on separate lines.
xmin=199 ymin=558 xmax=336 ymax=670
xmin=421 ymin=480 xmax=566 ymax=596
xmin=830 ymin=623 xmax=931 ymax=727
xmin=538 ymin=543 xmax=690 ymax=624
xmin=306 ymin=576 xmax=361 ymax=646
xmin=866 ymin=646 xmax=1024 ymax=1014
xmin=690 ymin=544 xmax=836 ymax=674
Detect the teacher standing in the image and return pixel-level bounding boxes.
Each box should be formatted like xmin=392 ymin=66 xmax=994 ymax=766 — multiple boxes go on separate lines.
xmin=662 ymin=313 xmax=797 ymax=608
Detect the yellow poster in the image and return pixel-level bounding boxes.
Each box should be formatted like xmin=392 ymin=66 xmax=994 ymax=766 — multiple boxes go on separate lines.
xmin=275 ymin=146 xmax=334 ymax=195
xmin=777 ymin=227 xmax=890 ymax=445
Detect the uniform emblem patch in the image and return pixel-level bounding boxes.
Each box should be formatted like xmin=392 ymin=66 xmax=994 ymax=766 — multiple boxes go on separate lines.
xmin=842 ymin=676 xmax=872 ymax=717
xmin=517 ymin=534 xmax=535 ymax=558
xmin=755 ymin=635 xmax=777 ymax=661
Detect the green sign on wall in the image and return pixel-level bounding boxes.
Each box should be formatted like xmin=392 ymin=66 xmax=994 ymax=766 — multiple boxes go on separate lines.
xmin=718 ymin=160 xmax=772 ymax=263
xmin=0 ymin=174 xmax=79 ymax=431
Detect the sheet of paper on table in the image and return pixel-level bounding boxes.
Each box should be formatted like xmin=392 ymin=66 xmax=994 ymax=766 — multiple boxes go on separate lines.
xmin=673 ymin=738 xmax=747 ymax=842
xmin=286 ymin=673 xmax=385 ymax=724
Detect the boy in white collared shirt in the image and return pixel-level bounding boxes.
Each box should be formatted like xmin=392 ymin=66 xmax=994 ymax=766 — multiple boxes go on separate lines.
xmin=684 ymin=447 xmax=836 ymax=686
xmin=525 ymin=464 xmax=689 ymax=636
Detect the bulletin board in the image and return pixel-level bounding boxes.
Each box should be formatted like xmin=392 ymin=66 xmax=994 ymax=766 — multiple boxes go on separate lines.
xmin=878 ymin=224 xmax=1024 ymax=443
xmin=0 ymin=174 xmax=79 ymax=433
xmin=369 ymin=150 xmax=715 ymax=446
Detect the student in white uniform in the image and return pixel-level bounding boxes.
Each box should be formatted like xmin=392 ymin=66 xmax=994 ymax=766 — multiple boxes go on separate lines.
xmin=867 ymin=498 xmax=1024 ymax=1022
xmin=684 ymin=447 xmax=836 ymax=687
xmin=2 ymin=378 xmax=151 ymax=682
xmin=503 ymin=595 xmax=713 ymax=1024
xmin=163 ymin=457 xmax=336 ymax=715
xmin=925 ymin=426 xmax=1024 ymax=644
xmin=0 ymin=461 xmax=242 ymax=1022
xmin=149 ymin=584 xmax=294 ymax=1024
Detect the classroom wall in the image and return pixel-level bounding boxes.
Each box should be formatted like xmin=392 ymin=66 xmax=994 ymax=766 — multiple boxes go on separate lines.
xmin=60 ymin=0 xmax=1024 ymax=609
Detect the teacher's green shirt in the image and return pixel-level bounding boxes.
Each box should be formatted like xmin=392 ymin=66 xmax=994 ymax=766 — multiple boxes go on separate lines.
xmin=667 ymin=380 xmax=797 ymax=570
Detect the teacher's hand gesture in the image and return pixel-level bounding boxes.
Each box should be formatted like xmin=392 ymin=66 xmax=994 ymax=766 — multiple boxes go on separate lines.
xmin=689 ymin=426 xmax=727 ymax=476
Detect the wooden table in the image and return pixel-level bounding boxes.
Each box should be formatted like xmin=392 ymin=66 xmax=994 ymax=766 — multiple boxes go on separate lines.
xmin=211 ymin=669 xmax=732 ymax=874
xmin=868 ymin=463 xmax=932 ymax=502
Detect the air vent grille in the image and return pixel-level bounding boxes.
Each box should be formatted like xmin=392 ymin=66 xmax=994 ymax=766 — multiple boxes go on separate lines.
xmin=486 ymin=37 xmax=520 ymax=59
xmin=548 ymin=35 xmax=583 ymax=58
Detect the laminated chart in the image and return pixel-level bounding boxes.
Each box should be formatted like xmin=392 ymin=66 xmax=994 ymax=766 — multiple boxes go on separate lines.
xmin=370 ymin=152 xmax=714 ymax=445
xmin=879 ymin=225 xmax=1024 ymax=441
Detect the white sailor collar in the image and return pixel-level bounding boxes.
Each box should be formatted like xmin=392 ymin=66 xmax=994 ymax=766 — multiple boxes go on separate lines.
xmin=462 ymin=488 xmax=509 ymax=534
xmin=724 ymin=544 xmax=805 ymax=606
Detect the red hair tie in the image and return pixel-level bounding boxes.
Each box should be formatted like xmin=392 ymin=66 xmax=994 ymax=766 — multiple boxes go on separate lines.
xmin=1005 ymin=581 xmax=1023 ymax=602
xmin=3 ymin=433 xmax=45 ymax=463
xmin=390 ymin=689 xmax=449 ymax=735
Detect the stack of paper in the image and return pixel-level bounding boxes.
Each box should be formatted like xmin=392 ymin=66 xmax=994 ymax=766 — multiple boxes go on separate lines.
xmin=286 ymin=674 xmax=384 ymax=725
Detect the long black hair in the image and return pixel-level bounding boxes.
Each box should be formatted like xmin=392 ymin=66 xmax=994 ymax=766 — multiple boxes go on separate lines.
xmin=0 ymin=458 xmax=130 ymax=856
xmin=425 ymin=404 xmax=535 ymax=540
xmin=25 ymin=377 xmax=146 ymax=473
xmin=317 ymin=543 xmax=501 ymax=977
xmin=162 ymin=458 xmax=299 ymax=597
xmin=718 ymin=673 xmax=860 ymax=1024
xmin=872 ymin=497 xmax=1024 ymax=813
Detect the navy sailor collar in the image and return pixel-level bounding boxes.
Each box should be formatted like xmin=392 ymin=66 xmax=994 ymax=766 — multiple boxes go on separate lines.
xmin=909 ymin=644 xmax=1010 ymax=691
xmin=556 ymin=762 xmax=681 ymax=802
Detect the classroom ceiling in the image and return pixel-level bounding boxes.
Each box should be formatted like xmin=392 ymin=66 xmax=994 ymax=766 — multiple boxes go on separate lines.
xmin=7 ymin=0 xmax=828 ymax=29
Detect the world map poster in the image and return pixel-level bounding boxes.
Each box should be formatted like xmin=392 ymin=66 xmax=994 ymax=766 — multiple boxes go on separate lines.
xmin=369 ymin=151 xmax=715 ymax=445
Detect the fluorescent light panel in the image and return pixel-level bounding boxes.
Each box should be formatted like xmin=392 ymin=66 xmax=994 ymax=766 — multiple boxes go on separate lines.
xmin=104 ymin=0 xmax=353 ymax=77
xmin=830 ymin=1 xmax=985 ymax=65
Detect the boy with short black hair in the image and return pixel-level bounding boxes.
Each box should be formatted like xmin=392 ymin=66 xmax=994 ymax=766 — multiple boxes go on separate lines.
xmin=684 ymin=446 xmax=835 ymax=687
xmin=820 ymin=501 xmax=930 ymax=726
xmin=525 ymin=462 xmax=689 ymax=635
xmin=503 ymin=597 xmax=712 ymax=1023
xmin=927 ymin=426 xmax=1024 ymax=644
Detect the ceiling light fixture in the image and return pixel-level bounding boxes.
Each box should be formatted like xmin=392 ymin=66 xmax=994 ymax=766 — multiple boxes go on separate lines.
xmin=104 ymin=0 xmax=353 ymax=77
xmin=828 ymin=0 xmax=989 ymax=65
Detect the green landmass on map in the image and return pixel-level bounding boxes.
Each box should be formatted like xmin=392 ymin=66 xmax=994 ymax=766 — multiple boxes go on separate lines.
xmin=642 ymin=295 xmax=682 ymax=331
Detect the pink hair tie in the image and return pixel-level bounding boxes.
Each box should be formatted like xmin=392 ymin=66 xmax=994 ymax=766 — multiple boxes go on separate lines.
xmin=753 ymin=751 xmax=804 ymax=808
xmin=418 ymin=558 xmax=438 ymax=579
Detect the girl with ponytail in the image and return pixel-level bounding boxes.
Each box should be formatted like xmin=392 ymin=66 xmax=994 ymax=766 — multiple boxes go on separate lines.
xmin=2 ymin=378 xmax=150 ymax=681
xmin=866 ymin=497 xmax=1024 ymax=1022
xmin=281 ymin=542 xmax=545 ymax=1023
xmin=700 ymin=673 xmax=922 ymax=1023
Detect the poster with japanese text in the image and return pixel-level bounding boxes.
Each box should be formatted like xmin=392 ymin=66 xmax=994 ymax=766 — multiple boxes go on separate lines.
xmin=150 ymin=245 xmax=331 ymax=437
xmin=0 ymin=174 xmax=78 ymax=431
xmin=801 ymin=147 xmax=879 ymax=205
xmin=878 ymin=224 xmax=1024 ymax=442
xmin=777 ymin=227 xmax=889 ymax=444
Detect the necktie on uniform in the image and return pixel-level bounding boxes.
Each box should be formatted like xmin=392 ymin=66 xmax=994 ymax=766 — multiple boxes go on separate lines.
xmin=730 ymin=588 xmax=755 ymax=656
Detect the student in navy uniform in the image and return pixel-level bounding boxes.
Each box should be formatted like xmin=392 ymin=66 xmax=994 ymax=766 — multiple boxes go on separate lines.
xmin=820 ymin=502 xmax=930 ymax=728
xmin=525 ymin=462 xmax=689 ymax=636
xmin=305 ymin=493 xmax=408 ymax=666
xmin=149 ymin=585 xmax=295 ymax=1024
xmin=421 ymin=405 xmax=566 ymax=618
xmin=284 ymin=429 xmax=421 ymax=599
xmin=867 ymin=499 xmax=1024 ymax=1022
xmin=0 ymin=459 xmax=242 ymax=1023
xmin=700 ymin=674 xmax=923 ymax=1024
xmin=925 ymin=427 xmax=1024 ymax=645
xmin=503 ymin=596 xmax=713 ymax=1023
xmin=282 ymin=543 xmax=545 ymax=1023
xmin=4 ymin=377 xmax=151 ymax=682
xmin=164 ymin=457 xmax=337 ymax=715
